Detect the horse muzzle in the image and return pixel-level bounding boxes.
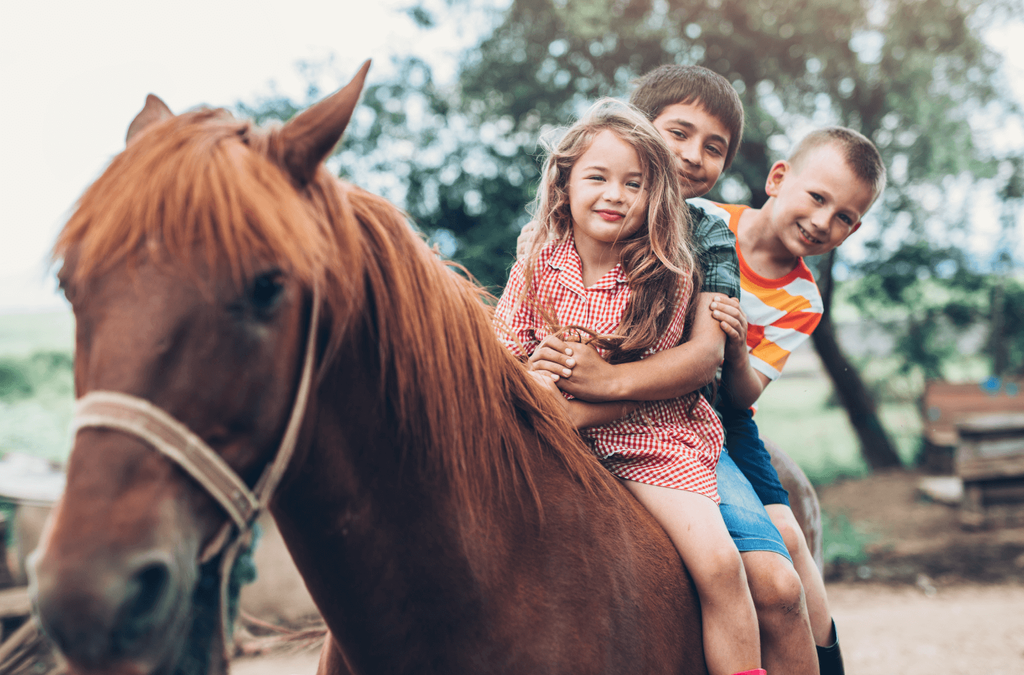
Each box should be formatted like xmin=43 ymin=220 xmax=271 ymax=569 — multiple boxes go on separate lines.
xmin=29 ymin=542 xmax=197 ymax=674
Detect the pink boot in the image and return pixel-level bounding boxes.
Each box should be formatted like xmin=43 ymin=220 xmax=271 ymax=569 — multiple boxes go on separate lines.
xmin=731 ymin=670 xmax=766 ymax=675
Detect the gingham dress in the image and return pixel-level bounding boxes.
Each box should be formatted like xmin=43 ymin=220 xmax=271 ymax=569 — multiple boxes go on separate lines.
xmin=495 ymin=238 xmax=725 ymax=503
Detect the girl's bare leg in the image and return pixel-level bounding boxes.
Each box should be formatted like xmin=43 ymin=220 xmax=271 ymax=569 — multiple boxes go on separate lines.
xmin=624 ymin=480 xmax=760 ymax=675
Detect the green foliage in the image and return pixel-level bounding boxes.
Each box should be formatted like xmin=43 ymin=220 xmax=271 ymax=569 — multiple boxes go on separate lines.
xmin=0 ymin=360 xmax=33 ymax=400
xmin=0 ymin=351 xmax=73 ymax=402
xmin=822 ymin=510 xmax=872 ymax=567
xmin=0 ymin=349 xmax=75 ymax=462
xmin=285 ymin=0 xmax=1017 ymax=289
xmin=239 ymin=0 xmax=1023 ymax=382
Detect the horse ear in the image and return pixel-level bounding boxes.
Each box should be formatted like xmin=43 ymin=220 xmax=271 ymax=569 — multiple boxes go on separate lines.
xmin=277 ymin=59 xmax=371 ymax=187
xmin=126 ymin=94 xmax=174 ymax=145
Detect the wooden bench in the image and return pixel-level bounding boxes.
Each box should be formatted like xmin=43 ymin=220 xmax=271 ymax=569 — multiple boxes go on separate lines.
xmin=920 ymin=378 xmax=1024 ymax=473
xmin=957 ymin=412 xmax=1024 ymax=527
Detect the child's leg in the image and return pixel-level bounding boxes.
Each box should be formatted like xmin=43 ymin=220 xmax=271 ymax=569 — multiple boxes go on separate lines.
xmin=765 ymin=504 xmax=840 ymax=652
xmin=717 ymin=450 xmax=817 ymax=675
xmin=623 ymin=479 xmax=759 ymax=675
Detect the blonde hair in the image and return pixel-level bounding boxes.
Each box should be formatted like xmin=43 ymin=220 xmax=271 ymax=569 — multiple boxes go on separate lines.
xmin=789 ymin=126 xmax=887 ymax=204
xmin=522 ymin=99 xmax=700 ymax=363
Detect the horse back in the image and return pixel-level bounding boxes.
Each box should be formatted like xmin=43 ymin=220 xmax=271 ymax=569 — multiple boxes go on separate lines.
xmin=468 ymin=450 xmax=708 ymax=675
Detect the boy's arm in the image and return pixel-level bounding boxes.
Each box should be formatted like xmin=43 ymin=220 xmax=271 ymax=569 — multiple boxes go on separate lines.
xmin=567 ymin=400 xmax=639 ymax=429
xmin=531 ymin=207 xmax=739 ymax=403
xmin=711 ymin=294 xmax=771 ymax=409
xmin=531 ymin=291 xmax=725 ymax=402
xmin=527 ymin=370 xmax=637 ymax=428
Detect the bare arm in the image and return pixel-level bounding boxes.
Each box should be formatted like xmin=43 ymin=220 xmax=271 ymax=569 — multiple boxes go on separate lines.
xmin=529 ymin=292 xmax=725 ymax=402
xmin=710 ymin=295 xmax=771 ymax=409
xmin=527 ymin=370 xmax=637 ymax=428
xmin=566 ymin=400 xmax=640 ymax=429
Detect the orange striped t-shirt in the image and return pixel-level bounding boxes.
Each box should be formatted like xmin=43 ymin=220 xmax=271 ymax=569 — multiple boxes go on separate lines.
xmin=690 ymin=199 xmax=823 ymax=381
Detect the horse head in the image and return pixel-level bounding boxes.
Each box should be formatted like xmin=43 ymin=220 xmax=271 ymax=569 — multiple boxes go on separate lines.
xmin=30 ymin=62 xmax=371 ymax=675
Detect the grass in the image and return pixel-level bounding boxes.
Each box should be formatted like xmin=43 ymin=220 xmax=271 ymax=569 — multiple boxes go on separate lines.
xmin=0 ymin=310 xmax=75 ymax=463
xmin=755 ymin=376 xmax=921 ymax=486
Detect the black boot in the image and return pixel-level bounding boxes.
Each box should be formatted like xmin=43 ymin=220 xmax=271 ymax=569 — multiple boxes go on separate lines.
xmin=816 ymin=620 xmax=844 ymax=675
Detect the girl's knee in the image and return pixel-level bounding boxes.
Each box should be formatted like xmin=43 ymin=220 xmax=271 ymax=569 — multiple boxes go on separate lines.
xmin=689 ymin=542 xmax=746 ymax=591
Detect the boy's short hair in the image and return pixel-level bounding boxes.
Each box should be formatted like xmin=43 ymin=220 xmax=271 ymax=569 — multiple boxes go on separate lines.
xmin=629 ymin=65 xmax=745 ymax=170
xmin=789 ymin=127 xmax=887 ymax=203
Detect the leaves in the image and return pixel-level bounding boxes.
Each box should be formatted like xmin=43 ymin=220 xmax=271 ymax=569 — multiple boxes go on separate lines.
xmin=239 ymin=0 xmax=1023 ymax=373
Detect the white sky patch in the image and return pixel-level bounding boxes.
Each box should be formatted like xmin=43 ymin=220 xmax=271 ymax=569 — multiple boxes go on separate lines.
xmin=0 ymin=0 xmax=478 ymax=312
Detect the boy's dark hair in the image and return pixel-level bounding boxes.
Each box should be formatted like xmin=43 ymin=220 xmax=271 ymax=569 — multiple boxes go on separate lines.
xmin=789 ymin=127 xmax=887 ymax=203
xmin=629 ymin=65 xmax=745 ymax=170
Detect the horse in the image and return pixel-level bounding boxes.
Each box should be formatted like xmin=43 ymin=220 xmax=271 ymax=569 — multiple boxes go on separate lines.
xmin=28 ymin=61 xmax=823 ymax=675
xmin=29 ymin=61 xmax=707 ymax=675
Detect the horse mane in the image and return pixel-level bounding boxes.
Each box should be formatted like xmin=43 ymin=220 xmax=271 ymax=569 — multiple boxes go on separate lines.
xmin=54 ymin=107 xmax=612 ymax=523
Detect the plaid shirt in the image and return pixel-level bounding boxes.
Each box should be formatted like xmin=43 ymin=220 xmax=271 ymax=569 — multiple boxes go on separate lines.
xmin=495 ymin=237 xmax=725 ymax=502
xmin=689 ymin=201 xmax=740 ymax=298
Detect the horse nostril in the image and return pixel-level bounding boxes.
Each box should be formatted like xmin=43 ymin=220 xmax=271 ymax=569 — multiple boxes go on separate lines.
xmin=128 ymin=563 xmax=171 ymax=620
xmin=113 ymin=560 xmax=173 ymax=653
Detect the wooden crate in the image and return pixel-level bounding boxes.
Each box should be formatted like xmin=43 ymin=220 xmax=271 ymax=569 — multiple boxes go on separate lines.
xmin=920 ymin=378 xmax=1024 ymax=473
xmin=955 ymin=413 xmax=1024 ymax=527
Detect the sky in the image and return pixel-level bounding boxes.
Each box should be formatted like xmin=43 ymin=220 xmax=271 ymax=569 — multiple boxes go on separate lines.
xmin=1 ymin=2 xmax=1022 ymax=313
xmin=0 ymin=0 xmax=479 ymax=312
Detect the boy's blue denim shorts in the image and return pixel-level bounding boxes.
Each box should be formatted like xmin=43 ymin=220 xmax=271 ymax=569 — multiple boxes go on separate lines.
xmin=718 ymin=447 xmax=791 ymax=561
xmin=717 ymin=396 xmax=791 ymax=508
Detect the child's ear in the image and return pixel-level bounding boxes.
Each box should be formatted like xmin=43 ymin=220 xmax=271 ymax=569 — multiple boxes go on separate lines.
xmin=851 ymin=221 xmax=862 ymax=233
xmin=764 ymin=160 xmax=789 ymax=197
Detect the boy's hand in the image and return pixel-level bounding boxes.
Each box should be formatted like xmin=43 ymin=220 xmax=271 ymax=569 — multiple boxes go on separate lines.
xmin=710 ymin=295 xmax=749 ymax=364
xmin=516 ymin=221 xmax=539 ymax=260
xmin=528 ymin=335 xmax=617 ymax=401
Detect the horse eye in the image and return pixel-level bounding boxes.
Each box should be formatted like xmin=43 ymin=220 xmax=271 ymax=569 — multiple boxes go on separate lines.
xmin=251 ymin=272 xmax=284 ymax=311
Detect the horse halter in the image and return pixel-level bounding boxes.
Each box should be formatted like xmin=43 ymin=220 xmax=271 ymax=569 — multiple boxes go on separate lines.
xmin=68 ymin=293 xmax=321 ymax=667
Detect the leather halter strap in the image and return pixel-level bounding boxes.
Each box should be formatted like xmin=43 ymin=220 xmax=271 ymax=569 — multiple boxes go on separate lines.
xmin=70 ymin=293 xmax=320 ymax=560
xmin=67 ymin=294 xmax=320 ymax=672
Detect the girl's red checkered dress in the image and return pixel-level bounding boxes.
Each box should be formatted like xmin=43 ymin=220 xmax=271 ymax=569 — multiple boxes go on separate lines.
xmin=495 ymin=238 xmax=725 ymax=503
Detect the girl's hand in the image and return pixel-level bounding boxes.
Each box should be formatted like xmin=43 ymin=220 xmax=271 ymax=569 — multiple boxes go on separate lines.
xmin=710 ymin=295 xmax=749 ymax=365
xmin=527 ymin=369 xmax=571 ymax=416
xmin=528 ymin=334 xmax=576 ymax=381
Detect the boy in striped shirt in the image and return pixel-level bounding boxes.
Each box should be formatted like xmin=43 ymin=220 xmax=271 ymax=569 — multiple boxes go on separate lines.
xmin=696 ymin=126 xmax=886 ymax=675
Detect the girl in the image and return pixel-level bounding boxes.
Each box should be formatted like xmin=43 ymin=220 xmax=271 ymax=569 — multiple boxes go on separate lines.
xmin=494 ymin=100 xmax=764 ymax=675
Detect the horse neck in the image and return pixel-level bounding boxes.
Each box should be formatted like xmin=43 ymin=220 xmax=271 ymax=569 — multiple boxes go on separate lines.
xmin=270 ymin=337 xmax=510 ymax=663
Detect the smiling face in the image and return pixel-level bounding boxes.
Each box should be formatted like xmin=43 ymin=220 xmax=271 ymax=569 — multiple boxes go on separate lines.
xmin=567 ymin=129 xmax=648 ymax=265
xmin=651 ymin=101 xmax=731 ymax=199
xmin=765 ymin=143 xmax=875 ymax=258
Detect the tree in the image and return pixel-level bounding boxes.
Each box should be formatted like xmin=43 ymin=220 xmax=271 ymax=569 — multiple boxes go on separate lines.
xmin=240 ymin=0 xmax=1023 ymax=470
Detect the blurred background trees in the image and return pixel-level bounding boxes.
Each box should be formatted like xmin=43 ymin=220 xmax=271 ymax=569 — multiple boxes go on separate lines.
xmin=241 ymin=0 xmax=1023 ymax=471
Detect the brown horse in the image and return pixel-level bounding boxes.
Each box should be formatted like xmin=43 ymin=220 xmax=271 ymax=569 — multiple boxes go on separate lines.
xmin=30 ymin=62 xmax=709 ymax=675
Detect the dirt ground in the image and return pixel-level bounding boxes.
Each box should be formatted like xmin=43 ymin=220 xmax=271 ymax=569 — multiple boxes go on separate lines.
xmin=230 ymin=470 xmax=1024 ymax=674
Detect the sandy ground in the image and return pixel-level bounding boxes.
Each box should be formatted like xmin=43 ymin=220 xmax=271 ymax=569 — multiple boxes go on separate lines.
xmin=830 ymin=582 xmax=1024 ymax=674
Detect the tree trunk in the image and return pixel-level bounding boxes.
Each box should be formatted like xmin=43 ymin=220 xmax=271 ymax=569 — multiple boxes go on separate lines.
xmin=812 ymin=252 xmax=903 ymax=470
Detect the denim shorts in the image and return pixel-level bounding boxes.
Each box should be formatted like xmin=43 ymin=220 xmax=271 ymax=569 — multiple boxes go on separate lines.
xmin=718 ymin=447 xmax=791 ymax=561
xmin=717 ymin=396 xmax=790 ymax=508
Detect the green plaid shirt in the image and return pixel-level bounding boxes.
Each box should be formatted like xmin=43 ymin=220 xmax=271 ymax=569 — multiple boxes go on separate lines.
xmin=687 ymin=202 xmax=739 ymax=408
xmin=689 ymin=202 xmax=740 ymax=299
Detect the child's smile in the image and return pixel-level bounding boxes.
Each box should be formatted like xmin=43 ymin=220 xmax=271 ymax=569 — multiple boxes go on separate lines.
xmin=766 ymin=144 xmax=874 ymax=258
xmin=651 ymin=102 xmax=731 ymax=199
xmin=568 ymin=129 xmax=648 ymax=274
